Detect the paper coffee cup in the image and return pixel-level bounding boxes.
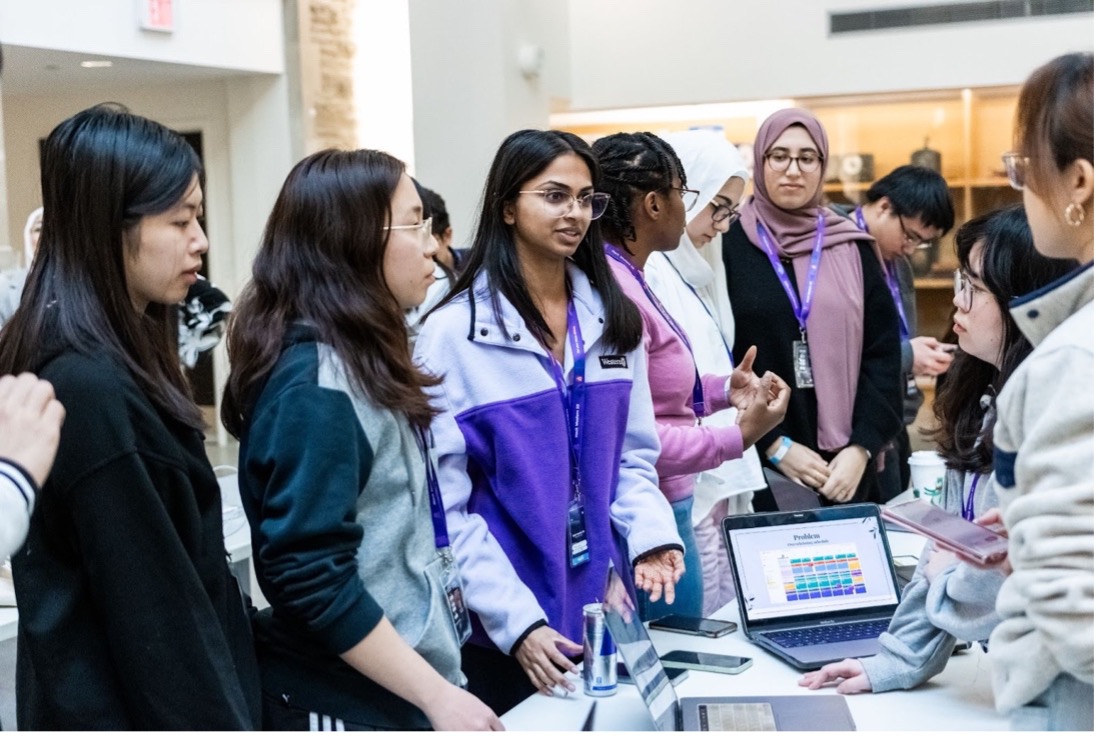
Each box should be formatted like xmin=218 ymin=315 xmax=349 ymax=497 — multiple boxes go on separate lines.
xmin=908 ymin=451 xmax=946 ymax=505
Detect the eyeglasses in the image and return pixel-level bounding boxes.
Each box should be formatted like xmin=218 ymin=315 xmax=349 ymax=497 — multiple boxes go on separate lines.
xmin=1002 ymin=152 xmax=1027 ymax=191
xmin=666 ymin=186 xmax=701 ymax=212
xmin=710 ymin=199 xmax=741 ymax=226
xmin=384 ymin=216 xmax=434 ymax=241
xmin=518 ymin=189 xmax=610 ymax=220
xmin=953 ymin=269 xmax=989 ymax=312
xmin=897 ymin=214 xmax=935 ymax=249
xmin=765 ymin=150 xmax=822 ymax=174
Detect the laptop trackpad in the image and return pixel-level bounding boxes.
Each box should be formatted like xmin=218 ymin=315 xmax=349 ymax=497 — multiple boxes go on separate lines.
xmin=699 ymin=703 xmax=776 ymax=732
xmin=784 ymin=638 xmax=881 ymax=664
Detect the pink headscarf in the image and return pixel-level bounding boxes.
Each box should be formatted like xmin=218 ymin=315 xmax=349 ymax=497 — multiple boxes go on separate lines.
xmin=738 ymin=108 xmax=874 ymax=451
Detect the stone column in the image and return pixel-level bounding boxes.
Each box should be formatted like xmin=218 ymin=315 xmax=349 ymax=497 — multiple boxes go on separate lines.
xmin=294 ymin=0 xmax=357 ymax=153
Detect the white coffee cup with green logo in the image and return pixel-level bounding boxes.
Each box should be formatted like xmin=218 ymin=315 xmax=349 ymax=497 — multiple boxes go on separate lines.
xmin=908 ymin=451 xmax=946 ymax=505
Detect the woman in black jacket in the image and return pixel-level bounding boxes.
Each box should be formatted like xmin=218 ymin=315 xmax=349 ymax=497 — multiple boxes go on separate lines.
xmin=0 ymin=103 xmax=261 ymax=729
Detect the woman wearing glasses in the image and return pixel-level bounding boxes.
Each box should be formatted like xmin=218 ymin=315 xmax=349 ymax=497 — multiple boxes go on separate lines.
xmin=643 ymin=129 xmax=772 ymax=616
xmin=799 ymin=205 xmax=1073 ymax=698
xmin=988 ymin=52 xmax=1093 ymax=731
xmin=222 ymin=150 xmax=501 ymax=730
xmin=723 ymin=108 xmax=902 ymax=505
xmin=593 ymin=131 xmax=789 ymax=619
xmin=415 ymin=129 xmax=684 ymax=714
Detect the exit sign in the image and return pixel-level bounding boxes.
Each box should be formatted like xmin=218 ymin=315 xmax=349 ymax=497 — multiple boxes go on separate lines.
xmin=139 ymin=0 xmax=175 ymax=33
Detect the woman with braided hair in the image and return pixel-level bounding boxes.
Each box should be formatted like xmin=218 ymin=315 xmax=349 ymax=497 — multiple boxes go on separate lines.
xmin=592 ymin=132 xmax=789 ymax=619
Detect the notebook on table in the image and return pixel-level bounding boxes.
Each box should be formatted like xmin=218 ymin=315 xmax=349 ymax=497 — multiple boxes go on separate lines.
xmin=722 ymin=503 xmax=901 ymax=670
xmin=601 ymin=567 xmax=856 ymax=731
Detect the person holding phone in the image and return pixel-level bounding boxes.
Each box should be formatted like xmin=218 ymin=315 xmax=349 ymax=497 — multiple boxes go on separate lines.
xmin=989 ymin=52 xmax=1093 ymax=731
xmin=221 ymin=150 xmax=501 ymax=731
xmin=415 ymin=130 xmax=684 ymax=715
xmin=798 ymin=205 xmax=1074 ymax=696
xmin=593 ymin=131 xmax=789 ymax=621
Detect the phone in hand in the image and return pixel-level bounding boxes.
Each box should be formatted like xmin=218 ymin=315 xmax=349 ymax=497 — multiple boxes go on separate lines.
xmin=883 ymin=499 xmax=1008 ymax=566
xmin=659 ymin=650 xmax=753 ymax=675
xmin=649 ymin=615 xmax=737 ymax=638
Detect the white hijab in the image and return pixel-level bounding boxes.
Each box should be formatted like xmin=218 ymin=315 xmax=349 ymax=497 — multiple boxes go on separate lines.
xmin=23 ymin=207 xmax=42 ymax=268
xmin=659 ymin=130 xmax=748 ymax=347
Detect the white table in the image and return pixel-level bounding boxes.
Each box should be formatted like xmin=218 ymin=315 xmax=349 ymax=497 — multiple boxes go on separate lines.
xmin=501 ymin=530 xmax=1010 ymax=731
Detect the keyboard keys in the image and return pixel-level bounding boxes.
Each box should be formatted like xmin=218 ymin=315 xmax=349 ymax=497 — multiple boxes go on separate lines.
xmin=764 ymin=619 xmax=889 ymax=648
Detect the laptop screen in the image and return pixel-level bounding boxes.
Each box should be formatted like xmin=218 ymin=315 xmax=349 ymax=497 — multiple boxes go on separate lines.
xmin=726 ymin=508 xmax=899 ymax=622
xmin=602 ymin=567 xmax=678 ymax=731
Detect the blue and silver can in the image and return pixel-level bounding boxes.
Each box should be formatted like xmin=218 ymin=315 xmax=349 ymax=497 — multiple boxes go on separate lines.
xmin=582 ymin=603 xmax=617 ymax=697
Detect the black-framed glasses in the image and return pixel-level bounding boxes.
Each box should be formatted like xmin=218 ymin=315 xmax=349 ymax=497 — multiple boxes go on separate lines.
xmin=765 ymin=150 xmax=822 ymax=173
xmin=518 ymin=189 xmax=611 ymax=220
xmin=897 ymin=213 xmax=935 ymax=249
xmin=953 ymin=269 xmax=990 ymax=312
xmin=1002 ymin=152 xmax=1027 ymax=191
xmin=710 ymin=199 xmax=741 ymax=225
xmin=666 ymin=186 xmax=701 ymax=212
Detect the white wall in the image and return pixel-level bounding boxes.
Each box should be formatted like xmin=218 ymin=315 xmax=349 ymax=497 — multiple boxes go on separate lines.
xmin=565 ymin=0 xmax=1094 ymax=109
xmin=409 ymin=0 xmax=567 ymax=248
xmin=0 ymin=0 xmax=284 ymax=73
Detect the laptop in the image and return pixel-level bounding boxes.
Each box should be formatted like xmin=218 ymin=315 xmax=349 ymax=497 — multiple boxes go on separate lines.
xmin=722 ymin=503 xmax=901 ymax=670
xmin=601 ymin=567 xmax=856 ymax=731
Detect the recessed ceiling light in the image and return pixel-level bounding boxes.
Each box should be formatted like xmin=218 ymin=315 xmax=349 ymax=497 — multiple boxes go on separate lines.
xmin=80 ymin=60 xmax=113 ymax=69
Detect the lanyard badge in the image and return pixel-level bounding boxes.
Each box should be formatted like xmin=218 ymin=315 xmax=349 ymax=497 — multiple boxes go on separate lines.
xmin=417 ymin=428 xmax=472 ymax=644
xmin=546 ymin=296 xmax=592 ymax=568
xmin=757 ymin=213 xmax=825 ymax=390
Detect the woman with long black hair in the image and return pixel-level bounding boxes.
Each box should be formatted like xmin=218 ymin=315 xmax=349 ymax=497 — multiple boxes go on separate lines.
xmin=0 ymin=103 xmax=260 ymax=729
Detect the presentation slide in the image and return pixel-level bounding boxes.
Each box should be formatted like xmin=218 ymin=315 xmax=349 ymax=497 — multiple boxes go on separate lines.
xmin=731 ymin=517 xmax=898 ymax=620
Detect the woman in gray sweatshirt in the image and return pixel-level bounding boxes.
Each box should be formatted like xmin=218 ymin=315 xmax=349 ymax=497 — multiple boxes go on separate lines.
xmin=798 ymin=205 xmax=1074 ymax=694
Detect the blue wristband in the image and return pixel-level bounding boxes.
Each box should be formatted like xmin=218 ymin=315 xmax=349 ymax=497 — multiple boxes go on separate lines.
xmin=768 ymin=436 xmax=792 ymax=465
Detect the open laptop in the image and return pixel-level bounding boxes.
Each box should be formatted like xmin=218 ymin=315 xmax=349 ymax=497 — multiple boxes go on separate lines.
xmin=722 ymin=503 xmax=901 ymax=670
xmin=601 ymin=567 xmax=855 ymax=731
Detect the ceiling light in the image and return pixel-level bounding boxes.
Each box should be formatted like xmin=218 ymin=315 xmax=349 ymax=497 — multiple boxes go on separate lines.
xmin=80 ymin=60 xmax=113 ymax=69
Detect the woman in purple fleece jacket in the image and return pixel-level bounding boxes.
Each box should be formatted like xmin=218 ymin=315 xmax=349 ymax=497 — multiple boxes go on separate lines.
xmin=593 ymin=132 xmax=790 ymax=619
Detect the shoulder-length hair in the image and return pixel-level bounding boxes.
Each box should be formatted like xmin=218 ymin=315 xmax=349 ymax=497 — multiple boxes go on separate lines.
xmin=221 ymin=148 xmax=438 ymax=437
xmin=932 ymin=205 xmax=1075 ymax=472
xmin=433 ymin=129 xmax=642 ymax=354
xmin=0 ymin=103 xmax=204 ymax=429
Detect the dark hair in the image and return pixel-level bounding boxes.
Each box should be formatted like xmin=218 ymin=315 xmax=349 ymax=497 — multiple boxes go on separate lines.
xmin=932 ymin=205 xmax=1075 ymax=472
xmin=1016 ymin=52 xmax=1094 ymax=197
xmin=866 ymin=164 xmax=955 ymax=234
xmin=418 ymin=185 xmax=450 ymax=237
xmin=222 ymin=149 xmax=439 ymax=437
xmin=433 ymin=129 xmax=642 ymax=353
xmin=591 ymin=132 xmax=686 ymax=250
xmin=0 ymin=103 xmax=204 ymax=428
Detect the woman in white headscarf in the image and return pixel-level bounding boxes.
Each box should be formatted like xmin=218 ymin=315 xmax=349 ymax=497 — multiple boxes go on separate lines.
xmin=645 ymin=130 xmax=766 ymax=615
xmin=0 ymin=207 xmax=42 ymax=325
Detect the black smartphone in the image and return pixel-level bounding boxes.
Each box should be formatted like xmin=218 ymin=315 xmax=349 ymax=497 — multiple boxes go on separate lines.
xmin=648 ymin=615 xmax=737 ymax=638
xmin=617 ymin=662 xmax=689 ymax=686
xmin=659 ymin=650 xmax=753 ymax=675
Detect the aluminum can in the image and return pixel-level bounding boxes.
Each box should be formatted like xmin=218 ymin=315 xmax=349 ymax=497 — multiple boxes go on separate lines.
xmin=582 ymin=603 xmax=617 ymax=696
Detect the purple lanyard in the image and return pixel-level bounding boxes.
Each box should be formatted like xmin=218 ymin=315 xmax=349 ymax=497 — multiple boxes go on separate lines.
xmin=605 ymin=245 xmax=706 ymax=417
xmin=853 ymin=207 xmax=910 ymax=340
xmin=544 ymin=297 xmax=587 ymax=502
xmin=415 ymin=427 xmax=450 ymax=550
xmin=756 ymin=212 xmax=826 ymax=335
xmin=963 ymin=474 xmax=981 ymax=522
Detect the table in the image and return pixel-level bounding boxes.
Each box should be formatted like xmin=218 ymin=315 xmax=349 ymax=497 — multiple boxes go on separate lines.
xmin=501 ymin=530 xmax=1010 ymax=731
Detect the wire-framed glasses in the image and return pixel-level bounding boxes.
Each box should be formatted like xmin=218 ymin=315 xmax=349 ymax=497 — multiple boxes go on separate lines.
xmin=518 ymin=190 xmax=611 ymax=220
xmin=384 ymin=217 xmax=434 ymax=241
xmin=666 ymin=186 xmax=701 ymax=212
xmin=711 ymin=200 xmax=742 ymax=225
xmin=897 ymin=214 xmax=935 ymax=249
xmin=1002 ymin=152 xmax=1027 ymax=191
xmin=765 ymin=150 xmax=822 ymax=173
xmin=953 ymin=269 xmax=988 ymax=312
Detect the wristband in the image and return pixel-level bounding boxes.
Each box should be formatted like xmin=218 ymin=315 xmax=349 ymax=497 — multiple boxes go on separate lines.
xmin=768 ymin=436 xmax=792 ymax=465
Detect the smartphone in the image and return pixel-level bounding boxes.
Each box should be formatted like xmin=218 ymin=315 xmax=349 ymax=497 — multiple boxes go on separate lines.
xmin=649 ymin=615 xmax=737 ymax=638
xmin=618 ymin=662 xmax=690 ymax=686
xmin=883 ymin=499 xmax=1008 ymax=566
xmin=659 ymin=650 xmax=753 ymax=675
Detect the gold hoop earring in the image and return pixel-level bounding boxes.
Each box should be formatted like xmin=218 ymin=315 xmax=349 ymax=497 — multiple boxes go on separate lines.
xmin=1065 ymin=202 xmax=1086 ymax=227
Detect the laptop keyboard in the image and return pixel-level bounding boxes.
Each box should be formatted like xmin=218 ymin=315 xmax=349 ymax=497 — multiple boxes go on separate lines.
xmin=698 ymin=703 xmax=777 ymax=732
xmin=764 ymin=619 xmax=889 ymax=648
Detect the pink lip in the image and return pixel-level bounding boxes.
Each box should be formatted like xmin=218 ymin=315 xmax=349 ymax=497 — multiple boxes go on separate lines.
xmin=953 ymin=321 xmax=965 ymax=334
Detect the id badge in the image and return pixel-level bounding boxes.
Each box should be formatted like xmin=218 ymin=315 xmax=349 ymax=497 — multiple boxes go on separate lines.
xmin=567 ymin=498 xmax=590 ymax=568
xmin=441 ymin=555 xmax=472 ymax=645
xmin=792 ymin=339 xmax=815 ymax=389
xmin=905 ymin=374 xmax=919 ymax=398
